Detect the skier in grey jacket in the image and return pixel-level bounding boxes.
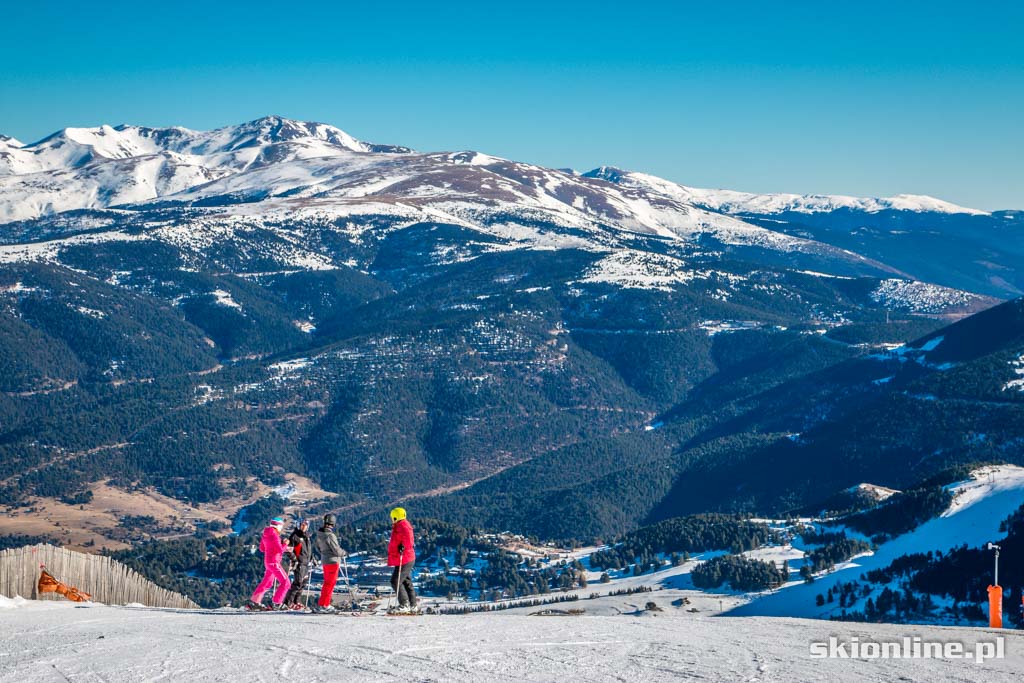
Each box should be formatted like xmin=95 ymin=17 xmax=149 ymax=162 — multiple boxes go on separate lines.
xmin=314 ymin=514 xmax=346 ymax=612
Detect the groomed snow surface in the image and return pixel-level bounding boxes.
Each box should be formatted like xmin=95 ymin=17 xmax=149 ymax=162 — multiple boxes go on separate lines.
xmin=0 ymin=600 xmax=1020 ymax=682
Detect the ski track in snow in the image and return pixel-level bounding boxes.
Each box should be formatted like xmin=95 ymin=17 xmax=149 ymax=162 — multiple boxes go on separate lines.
xmin=0 ymin=602 xmax=1021 ymax=682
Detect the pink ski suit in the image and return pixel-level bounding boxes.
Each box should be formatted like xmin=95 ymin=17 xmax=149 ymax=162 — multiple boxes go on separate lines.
xmin=251 ymin=525 xmax=291 ymax=605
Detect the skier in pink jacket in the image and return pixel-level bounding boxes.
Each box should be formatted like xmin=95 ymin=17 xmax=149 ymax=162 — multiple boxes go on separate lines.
xmin=246 ymin=517 xmax=292 ymax=610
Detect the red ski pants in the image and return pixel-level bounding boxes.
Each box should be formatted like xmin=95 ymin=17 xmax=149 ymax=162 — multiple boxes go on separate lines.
xmin=319 ymin=563 xmax=340 ymax=607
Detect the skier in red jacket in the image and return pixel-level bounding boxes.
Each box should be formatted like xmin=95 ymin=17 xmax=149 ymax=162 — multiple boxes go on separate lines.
xmin=387 ymin=507 xmax=417 ymax=613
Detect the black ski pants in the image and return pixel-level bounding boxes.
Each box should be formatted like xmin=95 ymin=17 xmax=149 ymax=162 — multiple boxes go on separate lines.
xmin=390 ymin=561 xmax=416 ymax=607
xmin=283 ymin=561 xmax=311 ymax=606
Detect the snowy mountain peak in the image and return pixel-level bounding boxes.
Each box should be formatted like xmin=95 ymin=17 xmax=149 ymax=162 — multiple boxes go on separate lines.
xmin=0 ymin=135 xmax=23 ymax=148
xmin=195 ymin=115 xmax=368 ymax=154
xmin=0 ymin=116 xmax=406 ymax=178
xmin=29 ymin=123 xmax=197 ymax=166
xmin=582 ymin=166 xmax=628 ymax=183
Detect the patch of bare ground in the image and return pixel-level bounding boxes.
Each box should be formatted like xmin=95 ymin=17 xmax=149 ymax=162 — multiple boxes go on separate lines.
xmin=0 ymin=480 xmax=230 ymax=550
xmin=0 ymin=473 xmax=333 ymax=551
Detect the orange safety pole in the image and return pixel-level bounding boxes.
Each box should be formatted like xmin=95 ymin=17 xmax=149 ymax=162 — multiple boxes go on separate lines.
xmin=987 ymin=585 xmax=1002 ymax=629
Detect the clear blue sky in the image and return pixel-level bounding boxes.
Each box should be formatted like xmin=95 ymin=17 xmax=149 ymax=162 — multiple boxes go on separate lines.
xmin=2 ymin=1 xmax=1022 ymax=209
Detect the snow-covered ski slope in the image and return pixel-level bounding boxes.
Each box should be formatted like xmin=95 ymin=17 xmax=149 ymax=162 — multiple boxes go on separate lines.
xmin=0 ymin=599 xmax=1020 ymax=682
xmin=733 ymin=466 xmax=1024 ymax=619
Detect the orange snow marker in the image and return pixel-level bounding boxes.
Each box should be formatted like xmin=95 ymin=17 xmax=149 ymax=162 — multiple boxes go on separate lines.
xmin=987 ymin=585 xmax=1002 ymax=629
xmin=37 ymin=566 xmax=91 ymax=603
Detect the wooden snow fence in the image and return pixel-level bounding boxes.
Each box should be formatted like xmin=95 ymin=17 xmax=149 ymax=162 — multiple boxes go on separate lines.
xmin=0 ymin=544 xmax=198 ymax=609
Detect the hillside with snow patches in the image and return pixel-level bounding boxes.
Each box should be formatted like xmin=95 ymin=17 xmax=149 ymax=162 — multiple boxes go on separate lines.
xmin=1005 ymin=354 xmax=1024 ymax=392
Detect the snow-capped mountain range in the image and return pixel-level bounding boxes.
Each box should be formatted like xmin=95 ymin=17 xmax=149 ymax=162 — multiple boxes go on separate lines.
xmin=0 ymin=117 xmax=401 ymax=175
xmin=3 ymin=115 xmax=1017 ymax=303
xmin=0 ymin=116 xmax=987 ymax=223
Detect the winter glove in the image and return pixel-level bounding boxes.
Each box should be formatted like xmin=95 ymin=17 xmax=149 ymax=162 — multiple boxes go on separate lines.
xmin=398 ymin=544 xmax=405 ymax=555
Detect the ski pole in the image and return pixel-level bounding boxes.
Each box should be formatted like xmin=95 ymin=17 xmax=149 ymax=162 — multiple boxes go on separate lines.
xmin=391 ymin=548 xmax=404 ymax=611
xmin=341 ymin=555 xmax=353 ymax=607
xmin=302 ymin=561 xmax=310 ymax=611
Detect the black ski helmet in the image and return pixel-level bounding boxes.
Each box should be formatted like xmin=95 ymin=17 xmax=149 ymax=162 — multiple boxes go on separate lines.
xmin=323 ymin=513 xmax=336 ymax=527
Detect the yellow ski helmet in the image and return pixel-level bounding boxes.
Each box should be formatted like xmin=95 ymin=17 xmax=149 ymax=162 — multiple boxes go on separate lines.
xmin=390 ymin=507 xmax=407 ymax=523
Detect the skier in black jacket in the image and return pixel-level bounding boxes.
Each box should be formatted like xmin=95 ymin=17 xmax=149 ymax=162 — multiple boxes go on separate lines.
xmin=283 ymin=519 xmax=313 ymax=609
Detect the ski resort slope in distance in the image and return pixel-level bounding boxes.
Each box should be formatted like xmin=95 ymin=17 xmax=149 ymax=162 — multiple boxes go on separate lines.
xmin=733 ymin=465 xmax=1024 ymax=620
xmin=0 ymin=600 xmax=1021 ymax=683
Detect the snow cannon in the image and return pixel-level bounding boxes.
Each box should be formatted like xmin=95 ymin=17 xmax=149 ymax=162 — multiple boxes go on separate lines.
xmin=987 ymin=543 xmax=1002 ymax=628
xmin=988 ymin=585 xmax=1003 ymax=629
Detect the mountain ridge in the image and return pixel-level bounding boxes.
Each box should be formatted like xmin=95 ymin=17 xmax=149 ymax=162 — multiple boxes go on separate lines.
xmin=0 ymin=116 xmax=1007 ymax=220
xmin=584 ymin=166 xmax=991 ymax=216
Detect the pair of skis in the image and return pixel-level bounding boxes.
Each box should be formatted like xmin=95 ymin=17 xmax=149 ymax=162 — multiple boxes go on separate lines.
xmin=241 ymin=605 xmax=422 ymax=617
xmin=315 ymin=602 xmax=423 ymax=617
